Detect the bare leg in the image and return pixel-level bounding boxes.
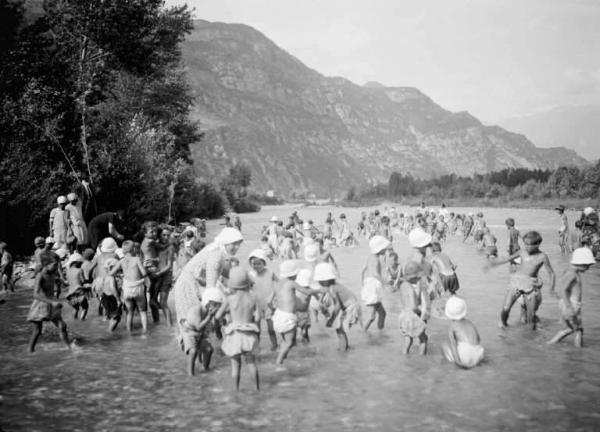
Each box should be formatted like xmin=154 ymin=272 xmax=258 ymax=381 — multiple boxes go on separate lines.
xmin=28 ymin=322 xmax=43 ymax=353
xmin=526 ymin=293 xmax=538 ymax=330
xmin=548 ymin=328 xmax=574 ymax=344
xmin=109 ymin=315 xmax=120 ymax=332
xmin=266 ymin=319 xmax=278 ymax=350
xmin=418 ymin=332 xmax=428 ymax=355
xmin=376 ymin=303 xmax=386 ymax=330
xmin=188 ymin=348 xmax=198 ymax=376
xmin=140 ymin=311 xmax=148 ymax=333
xmin=200 ymin=340 xmax=213 ymax=371
xmin=231 ymin=356 xmax=242 ymax=391
xmin=246 ymin=353 xmax=259 ymax=391
xmin=364 ymin=305 xmax=376 ymax=331
xmin=336 ymin=328 xmax=349 ymax=351
xmin=402 ymin=336 xmax=412 ymax=354
xmin=276 ymin=330 xmax=296 ymax=365
xmin=574 ymin=329 xmax=583 ymax=347
xmin=159 ymin=290 xmax=172 ymax=326
xmin=499 ymin=290 xmax=519 ymax=328
xmin=148 ymin=279 xmax=160 ymax=323
xmin=80 ymin=299 xmax=89 ymax=320
xmin=54 ymin=319 xmax=70 ymax=348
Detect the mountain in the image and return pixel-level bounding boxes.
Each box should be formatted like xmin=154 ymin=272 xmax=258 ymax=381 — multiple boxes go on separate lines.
xmin=182 ymin=20 xmax=589 ymax=195
xmin=499 ymin=106 xmax=600 ymax=161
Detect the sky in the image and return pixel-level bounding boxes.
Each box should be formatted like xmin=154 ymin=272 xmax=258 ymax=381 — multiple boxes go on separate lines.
xmin=166 ymin=0 xmax=600 ymax=123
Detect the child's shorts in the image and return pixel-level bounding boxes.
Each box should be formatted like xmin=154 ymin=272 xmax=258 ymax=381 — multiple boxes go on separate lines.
xmin=440 ymin=273 xmax=459 ymax=294
xmin=296 ymin=311 xmax=311 ymax=329
xmin=100 ymin=294 xmax=122 ymax=320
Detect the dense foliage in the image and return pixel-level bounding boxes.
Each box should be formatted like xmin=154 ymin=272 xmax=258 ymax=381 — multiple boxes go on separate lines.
xmin=0 ymin=0 xmax=262 ymax=253
xmin=347 ymin=164 xmax=600 ymax=203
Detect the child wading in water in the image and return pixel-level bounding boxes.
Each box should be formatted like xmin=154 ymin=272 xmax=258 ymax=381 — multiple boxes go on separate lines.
xmin=361 ymin=235 xmax=390 ymax=331
xmin=179 ymin=287 xmax=223 ymax=375
xmin=65 ymin=253 xmax=89 ymax=320
xmin=397 ymin=262 xmax=430 ymax=355
xmin=27 ymin=258 xmax=70 ymax=352
xmin=430 ymin=242 xmax=459 ymax=296
xmin=505 ymin=218 xmax=520 ymax=272
xmin=314 ymin=262 xmax=361 ymax=351
xmin=548 ymin=248 xmax=595 ymax=347
xmin=97 ymin=258 xmax=122 ymax=332
xmin=248 ymin=249 xmax=279 ymax=351
xmin=486 ymin=231 xmax=556 ymax=330
xmin=215 ymin=267 xmax=260 ymax=391
xmin=110 ymin=241 xmax=148 ymax=332
xmin=442 ymin=296 xmax=484 ymax=368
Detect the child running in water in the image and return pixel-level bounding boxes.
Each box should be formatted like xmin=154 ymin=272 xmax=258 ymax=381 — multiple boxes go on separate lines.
xmin=110 ymin=241 xmax=148 ymax=332
xmin=482 ymin=227 xmax=498 ymax=259
xmin=486 ymin=231 xmax=556 ymax=330
xmin=442 ymin=296 xmax=484 ymax=368
xmin=215 ymin=267 xmax=260 ymax=391
xmin=27 ymin=257 xmax=70 ymax=352
xmin=295 ymin=268 xmax=318 ymax=344
xmin=430 ymin=242 xmax=459 ymax=296
xmin=248 ymin=249 xmax=279 ymax=351
xmin=505 ymin=218 xmax=520 ymax=272
xmin=548 ymin=248 xmax=595 ymax=347
xmin=314 ymin=262 xmax=361 ymax=351
xmin=397 ymin=262 xmax=430 ymax=355
xmin=361 ymin=235 xmax=390 ymax=331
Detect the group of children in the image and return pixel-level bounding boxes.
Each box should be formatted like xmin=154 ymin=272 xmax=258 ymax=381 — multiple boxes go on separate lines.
xmin=8 ymin=203 xmax=598 ymax=391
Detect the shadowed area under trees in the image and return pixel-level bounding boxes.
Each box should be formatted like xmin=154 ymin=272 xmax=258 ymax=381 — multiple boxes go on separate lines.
xmin=0 ymin=0 xmax=260 ymax=254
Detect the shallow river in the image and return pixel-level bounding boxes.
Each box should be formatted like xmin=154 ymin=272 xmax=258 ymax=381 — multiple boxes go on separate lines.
xmin=1 ymin=205 xmax=600 ymax=431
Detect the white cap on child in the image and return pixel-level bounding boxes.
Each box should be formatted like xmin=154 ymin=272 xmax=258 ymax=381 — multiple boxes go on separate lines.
xmin=303 ymin=244 xmax=319 ymax=262
xmin=313 ymin=262 xmax=337 ymax=281
xmin=445 ymin=296 xmax=467 ymax=320
xmin=296 ymin=269 xmax=312 ymax=287
xmin=201 ymin=287 xmax=224 ymax=307
xmin=408 ymin=228 xmax=432 ymax=248
xmin=279 ymin=260 xmax=299 ymax=278
xmin=248 ymin=248 xmax=268 ymax=263
xmin=571 ymin=247 xmax=596 ymax=265
xmin=369 ymin=235 xmax=391 ymax=254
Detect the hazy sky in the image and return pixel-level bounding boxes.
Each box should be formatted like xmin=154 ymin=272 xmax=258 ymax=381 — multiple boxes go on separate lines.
xmin=167 ymin=0 xmax=600 ymax=122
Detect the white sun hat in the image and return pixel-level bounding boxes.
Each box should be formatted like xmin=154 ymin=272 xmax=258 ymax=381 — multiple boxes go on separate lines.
xmin=369 ymin=235 xmax=391 ymax=254
xmin=313 ymin=262 xmax=337 ymax=281
xmin=57 ymin=195 xmax=67 ymax=204
xmin=571 ymin=247 xmax=596 ymax=265
xmin=296 ymin=268 xmax=312 ymax=287
xmin=445 ymin=296 xmax=467 ymax=320
xmin=408 ymin=228 xmax=432 ymax=248
xmin=248 ymin=248 xmax=269 ymax=263
xmin=201 ymin=287 xmax=224 ymax=307
xmin=303 ymin=243 xmax=319 ymax=262
xmin=216 ymin=227 xmax=244 ymax=245
xmin=270 ymin=216 xmax=279 ymax=222
xmin=100 ymin=237 xmax=118 ymax=253
xmin=280 ymin=260 xmax=300 ymax=278
xmin=67 ymin=192 xmax=78 ymax=201
xmin=583 ymin=207 xmax=595 ymax=216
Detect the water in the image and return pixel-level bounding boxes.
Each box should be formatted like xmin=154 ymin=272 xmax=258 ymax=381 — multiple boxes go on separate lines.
xmin=2 ymin=205 xmax=600 ymax=431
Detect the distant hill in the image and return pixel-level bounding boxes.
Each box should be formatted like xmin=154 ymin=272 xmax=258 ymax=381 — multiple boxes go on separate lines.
xmin=499 ymin=105 xmax=600 ymax=161
xmin=182 ymin=20 xmax=589 ymax=195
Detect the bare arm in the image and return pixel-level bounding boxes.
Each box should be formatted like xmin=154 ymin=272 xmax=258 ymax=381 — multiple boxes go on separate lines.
xmin=559 ymin=274 xmax=577 ymax=316
xmin=485 ymin=251 xmax=521 ymax=269
xmin=108 ymin=260 xmax=123 ymax=276
xmin=543 ymin=254 xmax=556 ymax=294
xmin=136 ymin=257 xmax=147 ymax=278
xmin=214 ymin=297 xmax=229 ymax=320
xmin=108 ymin=222 xmax=123 ymax=240
xmin=33 ymin=275 xmax=59 ymax=306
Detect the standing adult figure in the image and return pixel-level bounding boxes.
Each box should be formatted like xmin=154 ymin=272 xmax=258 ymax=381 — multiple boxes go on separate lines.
xmin=49 ymin=196 xmax=71 ymax=249
xmin=172 ymin=227 xmax=244 ymax=335
xmin=65 ymin=192 xmax=87 ymax=251
xmin=87 ymin=211 xmax=125 ymax=250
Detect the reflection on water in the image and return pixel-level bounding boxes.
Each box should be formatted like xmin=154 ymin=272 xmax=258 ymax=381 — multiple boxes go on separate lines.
xmin=2 ymin=206 xmax=600 ymax=431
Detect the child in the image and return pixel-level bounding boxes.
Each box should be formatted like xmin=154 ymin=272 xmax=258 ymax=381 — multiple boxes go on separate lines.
xmin=32 ymin=237 xmax=46 ymax=275
xmin=81 ymin=248 xmax=95 ymax=285
xmin=272 ymin=260 xmax=317 ymax=365
xmin=248 ymin=249 xmax=279 ymax=351
xmin=385 ymin=251 xmax=401 ymax=289
xmin=571 ymin=220 xmax=584 ymax=250
xmin=279 ymin=231 xmax=297 ymax=260
xmin=140 ymin=222 xmax=163 ymax=323
xmin=109 ymin=241 xmax=148 ymax=332
xmin=294 ymin=269 xmax=318 ymax=344
xmin=314 ymin=262 xmax=361 ymax=351
xmin=430 ymin=242 xmax=459 ymax=295
xmin=234 ymin=215 xmax=242 ymax=232
xmin=65 ymin=253 xmax=89 ymax=320
xmin=556 ymin=205 xmax=570 ymax=254
xmin=442 ymin=296 xmax=484 ymax=368
xmin=505 ymin=218 xmax=520 ymax=272
xmin=215 ymin=267 xmax=261 ymax=391
xmin=486 ymin=231 xmax=556 ymax=330
xmin=397 ymin=262 xmax=430 ymax=355
xmin=548 ymin=248 xmax=596 ymax=347
xmin=179 ymin=287 xmax=223 ymax=375
xmin=433 ymin=215 xmax=447 ymax=243
xmin=260 ymin=235 xmax=275 ymax=260
xmin=361 ymin=236 xmax=390 ymax=331
xmin=482 ymin=227 xmax=498 ymax=259
xmin=97 ymin=258 xmax=122 ymax=331
xmin=0 ymin=242 xmax=15 ymax=292
xmin=27 ymin=257 xmax=70 ymax=352
xmin=156 ymin=228 xmax=175 ymax=325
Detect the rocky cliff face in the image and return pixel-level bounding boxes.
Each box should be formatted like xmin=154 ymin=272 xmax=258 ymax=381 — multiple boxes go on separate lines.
xmin=183 ymin=20 xmax=588 ymax=195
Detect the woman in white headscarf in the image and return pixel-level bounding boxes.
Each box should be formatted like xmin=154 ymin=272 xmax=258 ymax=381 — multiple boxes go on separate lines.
xmin=172 ymin=227 xmax=244 ymax=330
xmin=65 ymin=192 xmax=87 ymax=250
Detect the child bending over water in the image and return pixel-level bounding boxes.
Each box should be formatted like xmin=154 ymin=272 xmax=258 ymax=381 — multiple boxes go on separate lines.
xmin=397 ymin=262 xmax=430 ymax=355
xmin=442 ymin=296 xmax=484 ymax=368
xmin=548 ymin=248 xmax=595 ymax=347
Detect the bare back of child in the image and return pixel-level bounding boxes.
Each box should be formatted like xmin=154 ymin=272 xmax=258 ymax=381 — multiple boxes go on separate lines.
xmin=113 ymin=245 xmax=148 ymax=332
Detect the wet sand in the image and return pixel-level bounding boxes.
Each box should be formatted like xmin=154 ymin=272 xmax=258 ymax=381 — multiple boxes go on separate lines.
xmin=1 ymin=205 xmax=599 ymax=431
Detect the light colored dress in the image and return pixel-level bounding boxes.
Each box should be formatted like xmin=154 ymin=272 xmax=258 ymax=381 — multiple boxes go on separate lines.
xmin=50 ymin=207 xmax=70 ymax=247
xmin=66 ymin=202 xmax=87 ymax=245
xmin=172 ymin=242 xmax=228 ymax=329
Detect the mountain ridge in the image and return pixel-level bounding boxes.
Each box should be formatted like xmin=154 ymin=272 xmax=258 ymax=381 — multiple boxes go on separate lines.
xmin=183 ymin=19 xmax=588 ymax=195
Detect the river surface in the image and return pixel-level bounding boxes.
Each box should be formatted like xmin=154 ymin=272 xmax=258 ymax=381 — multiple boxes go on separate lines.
xmin=1 ymin=205 xmax=600 ymax=431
